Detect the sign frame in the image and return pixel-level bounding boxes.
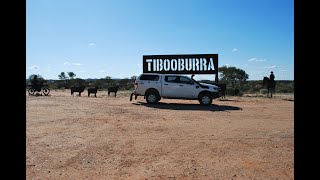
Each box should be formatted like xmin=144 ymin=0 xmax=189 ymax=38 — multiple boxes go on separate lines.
xmin=143 ymin=54 xmax=219 ymax=83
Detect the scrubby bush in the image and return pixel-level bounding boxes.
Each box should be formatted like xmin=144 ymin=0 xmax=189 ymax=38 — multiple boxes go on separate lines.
xmin=29 ymin=77 xmax=294 ymax=94
xmin=260 ymin=89 xmax=268 ymax=94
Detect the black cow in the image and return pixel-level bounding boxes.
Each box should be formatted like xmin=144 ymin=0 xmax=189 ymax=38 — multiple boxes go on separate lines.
xmin=71 ymin=85 xmax=85 ymax=96
xmin=87 ymin=87 xmax=98 ymax=97
xmin=108 ymin=85 xmax=119 ymax=97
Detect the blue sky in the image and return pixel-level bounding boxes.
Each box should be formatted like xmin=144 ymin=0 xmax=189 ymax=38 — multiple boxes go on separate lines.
xmin=26 ymin=0 xmax=294 ymax=81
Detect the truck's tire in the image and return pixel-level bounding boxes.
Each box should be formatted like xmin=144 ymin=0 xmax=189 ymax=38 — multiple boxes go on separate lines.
xmin=198 ymin=92 xmax=212 ymax=106
xmin=145 ymin=90 xmax=160 ymax=104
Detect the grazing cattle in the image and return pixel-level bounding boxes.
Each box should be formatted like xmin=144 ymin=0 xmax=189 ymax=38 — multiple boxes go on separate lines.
xmin=71 ymin=85 xmax=85 ymax=96
xmin=108 ymin=85 xmax=119 ymax=97
xmin=87 ymin=87 xmax=98 ymax=97
xmin=217 ymin=83 xmax=227 ymax=99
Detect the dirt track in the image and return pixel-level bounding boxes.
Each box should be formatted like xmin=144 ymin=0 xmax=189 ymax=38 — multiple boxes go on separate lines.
xmin=26 ymin=90 xmax=294 ymax=179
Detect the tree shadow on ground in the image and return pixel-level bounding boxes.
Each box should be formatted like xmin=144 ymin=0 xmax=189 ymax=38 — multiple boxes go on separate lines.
xmin=132 ymin=102 xmax=242 ymax=111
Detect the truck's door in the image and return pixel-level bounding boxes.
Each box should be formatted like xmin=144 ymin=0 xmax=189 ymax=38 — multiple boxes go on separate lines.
xmin=177 ymin=76 xmax=197 ymax=98
xmin=161 ymin=75 xmax=196 ymax=98
xmin=161 ymin=75 xmax=181 ymax=98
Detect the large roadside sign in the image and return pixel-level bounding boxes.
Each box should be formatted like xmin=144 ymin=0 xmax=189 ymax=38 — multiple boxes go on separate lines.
xmin=143 ymin=54 xmax=219 ymax=82
xmin=143 ymin=54 xmax=218 ymax=74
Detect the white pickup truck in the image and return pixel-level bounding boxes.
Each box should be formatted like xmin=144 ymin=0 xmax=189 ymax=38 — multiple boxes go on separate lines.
xmin=130 ymin=73 xmax=221 ymax=105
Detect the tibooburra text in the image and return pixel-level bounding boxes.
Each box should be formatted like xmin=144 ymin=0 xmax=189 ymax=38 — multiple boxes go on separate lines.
xmin=143 ymin=54 xmax=218 ymax=75
xmin=145 ymin=58 xmax=215 ymax=72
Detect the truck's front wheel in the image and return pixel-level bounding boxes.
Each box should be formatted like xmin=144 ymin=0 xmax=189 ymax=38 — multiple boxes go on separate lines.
xmin=146 ymin=92 xmax=160 ymax=104
xmin=198 ymin=93 xmax=212 ymax=106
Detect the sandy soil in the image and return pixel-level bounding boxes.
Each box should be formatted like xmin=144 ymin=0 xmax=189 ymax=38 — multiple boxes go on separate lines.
xmin=26 ymin=90 xmax=294 ymax=180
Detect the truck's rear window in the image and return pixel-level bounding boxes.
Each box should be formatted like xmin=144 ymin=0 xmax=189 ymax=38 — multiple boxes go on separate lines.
xmin=139 ymin=75 xmax=159 ymax=81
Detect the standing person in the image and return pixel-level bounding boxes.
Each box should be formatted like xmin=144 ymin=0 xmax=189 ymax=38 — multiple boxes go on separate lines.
xmin=270 ymin=71 xmax=275 ymax=82
xmin=269 ymin=71 xmax=276 ymax=92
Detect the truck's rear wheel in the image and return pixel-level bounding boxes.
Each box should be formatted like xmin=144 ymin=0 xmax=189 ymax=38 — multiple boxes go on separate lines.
xmin=145 ymin=91 xmax=160 ymax=104
xmin=199 ymin=93 xmax=212 ymax=106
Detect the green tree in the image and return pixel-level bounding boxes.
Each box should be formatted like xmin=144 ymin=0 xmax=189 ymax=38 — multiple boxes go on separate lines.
xmin=74 ymin=78 xmax=85 ymax=86
xmin=67 ymin=72 xmax=76 ymax=87
xmin=58 ymin=72 xmax=67 ymax=80
xmin=219 ymin=66 xmax=249 ymax=88
xmin=104 ymin=76 xmax=114 ymax=86
xmin=58 ymin=72 xmax=70 ymax=88
xmin=67 ymin=72 xmax=76 ymax=79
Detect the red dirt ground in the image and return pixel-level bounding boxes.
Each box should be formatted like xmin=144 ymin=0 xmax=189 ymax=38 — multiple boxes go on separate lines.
xmin=26 ymin=90 xmax=294 ymax=179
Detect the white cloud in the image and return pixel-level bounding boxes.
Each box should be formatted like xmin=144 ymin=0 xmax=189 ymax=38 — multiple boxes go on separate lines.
xmin=264 ymin=65 xmax=276 ymax=69
xmin=232 ymin=48 xmax=238 ymax=52
xmin=79 ymin=70 xmax=86 ymax=73
xmin=64 ymin=62 xmax=82 ymax=66
xmin=98 ymin=70 xmax=106 ymax=73
xmin=46 ymin=65 xmax=52 ymax=72
xmin=30 ymin=65 xmax=39 ymax=70
xmin=248 ymin=58 xmax=266 ymax=62
xmin=89 ymin=42 xmax=96 ymax=47
xmin=279 ymin=69 xmax=288 ymax=72
xmin=72 ymin=63 xmax=82 ymax=66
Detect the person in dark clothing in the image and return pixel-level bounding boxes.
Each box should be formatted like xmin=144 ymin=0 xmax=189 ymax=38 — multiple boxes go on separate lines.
xmin=31 ymin=75 xmax=39 ymax=86
xmin=270 ymin=71 xmax=275 ymax=82
xmin=269 ymin=71 xmax=275 ymax=89
xmin=31 ymin=75 xmax=43 ymax=90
